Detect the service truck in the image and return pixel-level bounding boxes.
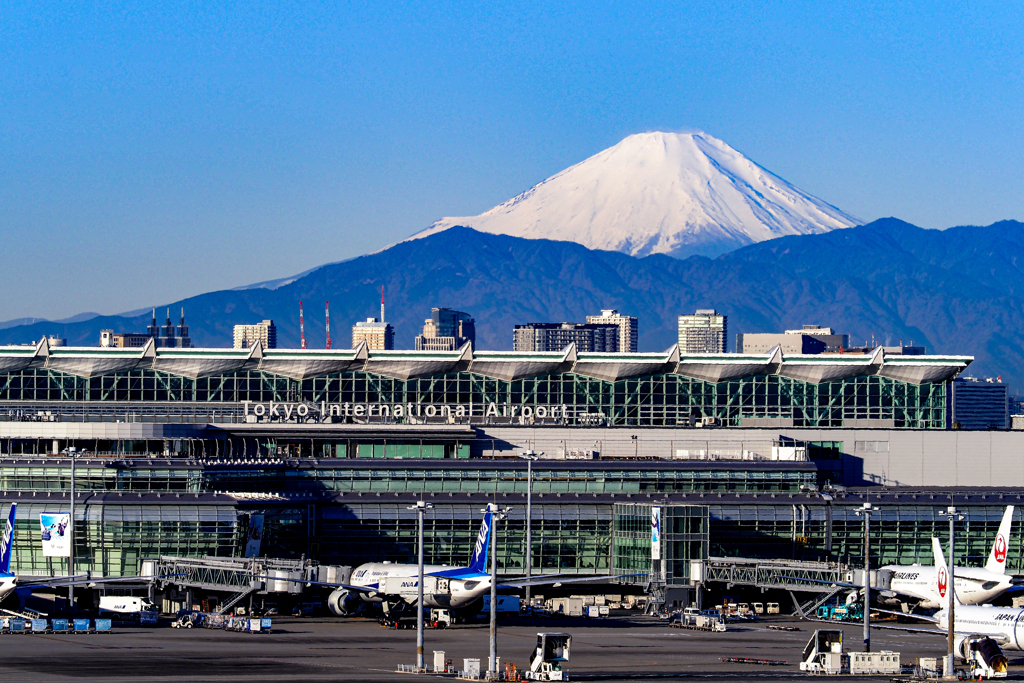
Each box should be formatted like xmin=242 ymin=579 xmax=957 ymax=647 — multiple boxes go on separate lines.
xmin=99 ymin=596 xmax=159 ymax=625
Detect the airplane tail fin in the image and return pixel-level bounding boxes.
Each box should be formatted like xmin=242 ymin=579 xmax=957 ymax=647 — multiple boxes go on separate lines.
xmin=468 ymin=509 xmax=493 ymax=574
xmin=0 ymin=503 xmax=15 ymax=575
xmin=986 ymin=505 xmax=1014 ymax=574
xmin=931 ymin=536 xmax=961 ymax=609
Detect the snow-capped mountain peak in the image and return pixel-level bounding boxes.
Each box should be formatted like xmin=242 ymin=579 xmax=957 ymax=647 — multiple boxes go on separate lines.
xmin=411 ymin=131 xmax=859 ymax=258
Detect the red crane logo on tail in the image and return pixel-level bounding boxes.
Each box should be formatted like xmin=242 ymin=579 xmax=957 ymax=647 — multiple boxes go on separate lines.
xmin=995 ymin=535 xmax=1008 ymax=564
xmin=937 ymin=566 xmax=948 ymax=598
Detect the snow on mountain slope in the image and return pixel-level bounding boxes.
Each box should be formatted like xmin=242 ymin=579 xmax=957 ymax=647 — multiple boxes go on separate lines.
xmin=412 ymin=131 xmax=859 ymax=258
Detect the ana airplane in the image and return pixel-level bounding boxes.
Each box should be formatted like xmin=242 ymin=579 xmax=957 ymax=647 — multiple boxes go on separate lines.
xmin=881 ymin=506 xmax=1022 ymax=609
xmin=0 ymin=504 xmax=158 ymax=606
xmin=326 ymin=509 xmax=620 ymax=617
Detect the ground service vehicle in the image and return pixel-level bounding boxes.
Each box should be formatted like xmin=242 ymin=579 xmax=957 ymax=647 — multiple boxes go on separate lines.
xmin=99 ymin=596 xmax=159 ymax=625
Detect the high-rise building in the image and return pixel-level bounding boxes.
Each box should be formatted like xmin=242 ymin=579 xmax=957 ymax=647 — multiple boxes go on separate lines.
xmin=948 ymin=377 xmax=1010 ymax=430
xmin=415 ymin=308 xmax=475 ymax=351
xmin=513 ymin=323 xmax=620 ymax=352
xmin=585 ymin=309 xmax=638 ymax=352
xmin=736 ymin=324 xmax=849 ymax=354
xmin=233 ymin=320 xmax=277 ymax=349
xmin=677 ymin=309 xmax=727 ymax=353
xmin=100 ymin=330 xmax=152 ymax=348
xmin=352 ymin=318 xmax=394 ymax=350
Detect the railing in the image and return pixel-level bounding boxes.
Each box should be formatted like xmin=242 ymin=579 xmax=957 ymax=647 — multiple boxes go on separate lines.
xmin=697 ymin=556 xmax=847 ymax=593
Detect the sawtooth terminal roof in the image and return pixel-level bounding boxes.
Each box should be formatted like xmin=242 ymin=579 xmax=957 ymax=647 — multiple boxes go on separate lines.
xmin=0 ymin=338 xmax=971 ymax=385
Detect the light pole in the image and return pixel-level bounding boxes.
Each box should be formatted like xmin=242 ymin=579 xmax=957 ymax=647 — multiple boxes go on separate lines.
xmin=854 ymin=503 xmax=875 ymax=652
xmin=518 ymin=450 xmax=541 ymax=612
xmin=408 ymin=500 xmax=433 ymax=671
xmin=483 ymin=503 xmax=510 ymax=678
xmin=68 ymin=448 xmax=76 ymax=614
xmin=940 ymin=505 xmax=964 ymax=676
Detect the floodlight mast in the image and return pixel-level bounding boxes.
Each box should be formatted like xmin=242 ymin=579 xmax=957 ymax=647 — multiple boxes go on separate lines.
xmin=519 ymin=451 xmax=542 ymax=611
xmin=939 ymin=505 xmax=964 ymax=676
xmin=855 ymin=503 xmax=875 ymax=652
xmin=483 ymin=503 xmax=510 ymax=677
xmin=408 ymin=500 xmax=433 ymax=670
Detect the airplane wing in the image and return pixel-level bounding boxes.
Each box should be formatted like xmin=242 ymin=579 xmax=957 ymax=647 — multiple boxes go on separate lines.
xmin=19 ymin=574 xmax=183 ymax=590
xmin=498 ymin=573 xmax=643 ymax=589
xmin=871 ymin=623 xmax=948 ymax=636
xmin=248 ymin=575 xmax=376 ymax=594
xmin=870 ymin=607 xmax=940 ymax=623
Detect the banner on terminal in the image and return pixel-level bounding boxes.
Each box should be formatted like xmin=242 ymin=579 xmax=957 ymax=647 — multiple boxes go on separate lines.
xmin=651 ymin=506 xmax=662 ymax=561
xmin=245 ymin=515 xmax=264 ymax=558
xmin=39 ymin=513 xmax=71 ymax=557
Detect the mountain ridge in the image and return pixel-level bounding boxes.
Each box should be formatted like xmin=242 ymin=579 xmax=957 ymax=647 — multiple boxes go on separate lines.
xmin=1 ymin=219 xmax=1022 ymax=389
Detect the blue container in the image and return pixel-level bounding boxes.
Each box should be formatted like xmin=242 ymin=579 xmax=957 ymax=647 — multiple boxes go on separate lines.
xmin=30 ymin=619 xmax=47 ymax=632
xmin=260 ymin=618 xmax=272 ymax=631
xmin=94 ymin=619 xmax=112 ymax=632
xmin=10 ymin=618 xmax=26 ymax=632
xmin=52 ymin=618 xmax=69 ymax=632
xmin=73 ymin=618 xmax=91 ymax=632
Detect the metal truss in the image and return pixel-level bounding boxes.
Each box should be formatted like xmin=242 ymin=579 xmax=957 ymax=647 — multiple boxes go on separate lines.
xmin=696 ymin=556 xmax=847 ymax=593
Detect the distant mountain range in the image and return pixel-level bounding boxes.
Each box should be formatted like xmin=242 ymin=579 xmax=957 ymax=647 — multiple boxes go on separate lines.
xmin=1 ymin=218 xmax=1022 ymax=390
xmin=412 ymin=131 xmax=859 ymax=259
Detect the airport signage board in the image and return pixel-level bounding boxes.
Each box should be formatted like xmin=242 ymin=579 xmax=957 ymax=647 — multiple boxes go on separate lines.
xmin=39 ymin=512 xmax=71 ymax=557
xmin=242 ymin=401 xmax=575 ymax=421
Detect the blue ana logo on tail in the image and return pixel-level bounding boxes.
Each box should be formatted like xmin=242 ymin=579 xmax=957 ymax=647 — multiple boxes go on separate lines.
xmin=469 ymin=511 xmax=492 ymax=574
xmin=0 ymin=503 xmax=15 ymax=576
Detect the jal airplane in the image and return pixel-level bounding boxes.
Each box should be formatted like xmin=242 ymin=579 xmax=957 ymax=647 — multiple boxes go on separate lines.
xmin=882 ymin=505 xmax=1022 ymax=609
xmin=890 ymin=537 xmax=1024 ymax=672
xmin=326 ymin=509 xmax=619 ymax=617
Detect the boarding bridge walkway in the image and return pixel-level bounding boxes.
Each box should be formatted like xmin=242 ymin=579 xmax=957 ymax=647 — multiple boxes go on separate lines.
xmin=144 ymin=555 xmax=311 ymax=601
xmin=694 ymin=556 xmax=847 ymax=593
xmin=142 ymin=555 xmax=350 ymax=610
xmin=693 ymin=557 xmax=851 ymax=616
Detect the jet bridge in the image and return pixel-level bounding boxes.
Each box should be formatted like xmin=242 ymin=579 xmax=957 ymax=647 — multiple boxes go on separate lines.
xmin=691 ymin=556 xmax=851 ymax=616
xmin=142 ymin=556 xmax=350 ymax=614
xmin=693 ymin=556 xmax=847 ymax=592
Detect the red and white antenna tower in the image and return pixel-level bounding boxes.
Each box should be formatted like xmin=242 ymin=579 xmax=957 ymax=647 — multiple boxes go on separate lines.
xmin=299 ymin=301 xmax=306 ymax=349
xmin=380 ymin=285 xmax=385 ymax=322
xmin=325 ymin=301 xmax=332 ymax=350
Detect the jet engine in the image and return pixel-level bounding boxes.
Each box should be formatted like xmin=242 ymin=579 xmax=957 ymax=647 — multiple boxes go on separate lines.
xmin=327 ymin=588 xmax=361 ymax=616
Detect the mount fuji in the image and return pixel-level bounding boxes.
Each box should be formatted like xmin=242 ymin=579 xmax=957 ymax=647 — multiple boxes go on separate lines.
xmin=412 ymin=131 xmax=860 ymax=258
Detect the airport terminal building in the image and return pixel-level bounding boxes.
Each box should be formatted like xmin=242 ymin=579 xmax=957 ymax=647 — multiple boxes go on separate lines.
xmin=2 ymin=339 xmax=1023 ymax=597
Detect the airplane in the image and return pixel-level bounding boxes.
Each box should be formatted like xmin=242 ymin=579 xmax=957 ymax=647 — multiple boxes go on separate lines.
xmin=0 ymin=504 xmax=164 ymax=607
xmin=880 ymin=505 xmax=1023 ymax=609
xmin=325 ymin=509 xmax=624 ymax=618
xmin=880 ymin=537 xmax=1023 ymax=673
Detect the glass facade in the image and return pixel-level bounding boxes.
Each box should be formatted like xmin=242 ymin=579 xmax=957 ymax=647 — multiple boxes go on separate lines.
xmin=0 ymin=462 xmax=816 ymax=496
xmin=708 ymin=503 xmax=1024 ymax=570
xmin=613 ymin=504 xmax=710 ymax=584
xmin=0 ymin=368 xmax=947 ymax=428
xmin=8 ymin=491 xmax=1024 ymax=579
xmin=10 ymin=503 xmax=237 ymax=578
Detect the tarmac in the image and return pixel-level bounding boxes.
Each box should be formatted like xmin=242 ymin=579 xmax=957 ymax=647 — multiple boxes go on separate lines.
xmin=0 ymin=613 xmax=1012 ymax=682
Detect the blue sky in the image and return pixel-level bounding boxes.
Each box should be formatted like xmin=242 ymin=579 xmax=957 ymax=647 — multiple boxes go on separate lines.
xmin=2 ymin=1 xmax=1022 ymax=321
